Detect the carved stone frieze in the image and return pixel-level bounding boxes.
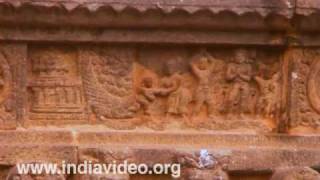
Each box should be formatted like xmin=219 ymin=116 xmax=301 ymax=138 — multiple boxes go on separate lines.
xmin=14 ymin=45 xmax=285 ymax=132
xmin=133 ymin=47 xmax=282 ymax=132
xmin=1 ymin=0 xmax=320 ymax=179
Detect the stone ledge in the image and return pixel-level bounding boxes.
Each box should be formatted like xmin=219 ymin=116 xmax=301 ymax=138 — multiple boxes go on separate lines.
xmin=0 ymin=129 xmax=320 ymax=172
xmin=78 ymin=146 xmax=320 ymax=172
xmin=2 ymin=129 xmax=320 ymax=149
xmin=0 ymin=145 xmax=78 ymax=165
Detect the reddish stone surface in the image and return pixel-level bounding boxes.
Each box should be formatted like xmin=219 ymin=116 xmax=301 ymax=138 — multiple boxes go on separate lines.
xmin=0 ymin=0 xmax=320 ymax=179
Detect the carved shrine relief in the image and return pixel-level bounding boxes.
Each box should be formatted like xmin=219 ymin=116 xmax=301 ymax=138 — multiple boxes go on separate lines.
xmin=0 ymin=43 xmax=23 ymax=129
xmin=289 ymin=49 xmax=320 ymax=133
xmin=26 ymin=45 xmax=87 ymax=122
xmin=134 ymin=47 xmax=282 ymax=132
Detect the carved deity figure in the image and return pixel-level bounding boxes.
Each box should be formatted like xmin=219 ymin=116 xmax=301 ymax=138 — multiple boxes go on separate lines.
xmin=159 ymin=60 xmax=192 ymax=118
xmin=190 ymin=50 xmax=215 ymax=117
xmin=255 ymin=72 xmax=280 ymax=118
xmin=136 ymin=76 xmax=158 ymax=116
xmin=225 ymin=49 xmax=253 ymax=115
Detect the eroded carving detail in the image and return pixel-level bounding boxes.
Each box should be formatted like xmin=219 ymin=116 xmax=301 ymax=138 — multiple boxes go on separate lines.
xmin=225 ymin=49 xmax=254 ymax=116
xmin=190 ymin=50 xmax=215 ymax=118
xmin=255 ymin=72 xmax=281 ymax=118
xmin=289 ymin=49 xmax=320 ymax=132
xmin=308 ymin=60 xmax=320 ymax=114
xmin=79 ymin=47 xmax=137 ymax=120
xmin=162 ymin=59 xmax=192 ymax=119
xmin=134 ymin=47 xmax=281 ymax=131
xmin=19 ymin=45 xmax=283 ymax=132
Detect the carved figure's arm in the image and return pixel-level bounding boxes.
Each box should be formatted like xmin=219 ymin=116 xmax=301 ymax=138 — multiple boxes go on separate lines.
xmin=190 ymin=62 xmax=201 ymax=78
xmin=240 ymin=66 xmax=252 ymax=81
xmin=140 ymin=88 xmax=156 ymax=101
xmin=240 ymin=74 xmax=251 ymax=81
xmin=254 ymin=76 xmax=264 ymax=87
xmin=226 ymin=64 xmax=236 ymax=81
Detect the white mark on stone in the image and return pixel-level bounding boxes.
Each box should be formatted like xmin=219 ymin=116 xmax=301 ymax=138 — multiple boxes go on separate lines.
xmin=292 ymin=72 xmax=298 ymax=79
xmin=286 ymin=1 xmax=293 ymax=8
xmin=199 ymin=149 xmax=217 ymax=168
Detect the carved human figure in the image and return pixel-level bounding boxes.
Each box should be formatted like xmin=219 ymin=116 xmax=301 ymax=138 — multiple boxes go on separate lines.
xmin=136 ymin=76 xmax=158 ymax=116
xmin=255 ymin=72 xmax=280 ymax=118
xmin=159 ymin=60 xmax=192 ymax=118
xmin=225 ymin=49 xmax=253 ymax=115
xmin=190 ymin=50 xmax=215 ymax=118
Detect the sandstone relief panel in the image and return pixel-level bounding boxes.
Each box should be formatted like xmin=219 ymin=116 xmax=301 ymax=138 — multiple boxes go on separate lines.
xmin=22 ymin=45 xmax=284 ymax=132
xmin=26 ymin=45 xmax=88 ymax=124
xmin=289 ymin=48 xmax=320 ymax=133
xmin=133 ymin=47 xmax=282 ymax=132
xmin=0 ymin=43 xmax=24 ymax=129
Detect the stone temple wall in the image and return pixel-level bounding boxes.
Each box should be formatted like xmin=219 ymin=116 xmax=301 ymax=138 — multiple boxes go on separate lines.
xmin=1 ymin=0 xmax=320 ymax=179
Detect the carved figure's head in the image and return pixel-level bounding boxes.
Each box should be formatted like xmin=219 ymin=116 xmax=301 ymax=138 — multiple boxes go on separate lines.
xmin=198 ymin=57 xmax=210 ymax=70
xmin=194 ymin=49 xmax=212 ymax=70
xmin=234 ymin=48 xmax=248 ymax=63
xmin=141 ymin=77 xmax=153 ymax=88
xmin=165 ymin=57 xmax=182 ymax=75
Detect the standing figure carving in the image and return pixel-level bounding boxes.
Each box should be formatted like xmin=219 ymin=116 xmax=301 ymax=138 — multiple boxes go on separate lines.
xmin=190 ymin=50 xmax=216 ymax=118
xmin=225 ymin=49 xmax=253 ymax=115
xmin=159 ymin=59 xmax=192 ymax=119
xmin=255 ymin=72 xmax=281 ymax=118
